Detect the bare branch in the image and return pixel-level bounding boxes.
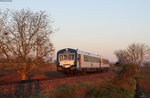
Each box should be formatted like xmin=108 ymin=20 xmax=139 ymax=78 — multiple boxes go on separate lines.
xmin=0 ymin=9 xmax=55 ymax=80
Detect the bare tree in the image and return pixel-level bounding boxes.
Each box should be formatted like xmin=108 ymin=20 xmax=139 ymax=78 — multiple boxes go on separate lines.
xmin=127 ymin=43 xmax=149 ymax=65
xmin=114 ymin=43 xmax=150 ymax=72
xmin=0 ymin=9 xmax=11 ymax=63
xmin=114 ymin=50 xmax=129 ymax=65
xmin=0 ymin=9 xmax=54 ymax=80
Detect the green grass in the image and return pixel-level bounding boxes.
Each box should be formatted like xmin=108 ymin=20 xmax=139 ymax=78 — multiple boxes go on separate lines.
xmin=42 ymin=80 xmax=106 ymax=98
xmin=40 ymin=78 xmax=136 ymax=98
xmin=86 ymin=85 xmax=134 ymax=98
xmin=43 ymin=83 xmax=135 ymax=98
xmin=45 ymin=85 xmax=79 ymax=98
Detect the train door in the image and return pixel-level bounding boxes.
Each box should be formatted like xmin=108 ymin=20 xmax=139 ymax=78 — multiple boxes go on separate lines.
xmin=77 ymin=54 xmax=81 ymax=69
xmin=99 ymin=57 xmax=102 ymax=67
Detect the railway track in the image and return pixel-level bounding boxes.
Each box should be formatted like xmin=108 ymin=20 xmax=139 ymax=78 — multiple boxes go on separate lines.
xmin=0 ymin=76 xmax=65 ymax=86
xmin=0 ymin=71 xmax=107 ymax=86
xmin=0 ymin=71 xmax=116 ymax=97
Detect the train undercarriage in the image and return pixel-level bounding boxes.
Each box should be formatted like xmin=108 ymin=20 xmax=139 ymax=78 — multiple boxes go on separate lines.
xmin=57 ymin=67 xmax=109 ymax=75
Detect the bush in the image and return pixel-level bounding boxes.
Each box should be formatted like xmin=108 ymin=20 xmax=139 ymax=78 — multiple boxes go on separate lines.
xmin=116 ymin=64 xmax=137 ymax=79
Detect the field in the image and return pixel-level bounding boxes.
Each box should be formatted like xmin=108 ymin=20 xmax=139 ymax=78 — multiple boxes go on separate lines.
xmin=0 ymin=64 xmax=150 ymax=98
xmin=0 ymin=63 xmax=63 ymax=83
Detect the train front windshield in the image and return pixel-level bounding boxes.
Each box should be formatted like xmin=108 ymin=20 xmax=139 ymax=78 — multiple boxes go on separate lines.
xmin=59 ymin=54 xmax=75 ymax=61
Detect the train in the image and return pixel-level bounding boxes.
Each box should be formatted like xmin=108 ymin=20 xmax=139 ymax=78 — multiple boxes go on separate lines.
xmin=56 ymin=48 xmax=109 ymax=75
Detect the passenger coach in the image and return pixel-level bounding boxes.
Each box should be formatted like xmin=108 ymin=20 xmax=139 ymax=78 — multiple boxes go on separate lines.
xmin=56 ymin=48 xmax=109 ymax=74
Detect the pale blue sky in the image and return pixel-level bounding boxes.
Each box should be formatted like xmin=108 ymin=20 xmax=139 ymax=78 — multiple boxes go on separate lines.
xmin=0 ymin=0 xmax=150 ymax=62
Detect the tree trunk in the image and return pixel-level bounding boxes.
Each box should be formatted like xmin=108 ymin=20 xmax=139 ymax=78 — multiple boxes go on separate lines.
xmin=135 ymin=67 xmax=141 ymax=73
xmin=21 ymin=72 xmax=28 ymax=80
xmin=138 ymin=67 xmax=141 ymax=72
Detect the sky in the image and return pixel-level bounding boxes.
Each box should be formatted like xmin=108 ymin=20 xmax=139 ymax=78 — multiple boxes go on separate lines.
xmin=0 ymin=0 xmax=150 ymax=62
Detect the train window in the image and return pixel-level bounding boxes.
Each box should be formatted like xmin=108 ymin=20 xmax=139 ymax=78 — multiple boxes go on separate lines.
xmin=68 ymin=54 xmax=75 ymax=60
xmin=64 ymin=55 xmax=67 ymax=60
xmin=59 ymin=55 xmax=63 ymax=61
xmin=102 ymin=59 xmax=109 ymax=64
xmin=93 ymin=57 xmax=95 ymax=62
xmin=84 ymin=55 xmax=88 ymax=62
xmin=59 ymin=53 xmax=75 ymax=61
xmin=89 ymin=56 xmax=92 ymax=62
xmin=95 ymin=58 xmax=100 ymax=63
xmin=84 ymin=55 xmax=100 ymax=63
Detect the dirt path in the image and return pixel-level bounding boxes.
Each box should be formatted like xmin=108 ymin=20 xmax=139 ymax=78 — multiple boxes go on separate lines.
xmin=134 ymin=78 xmax=142 ymax=98
xmin=136 ymin=78 xmax=150 ymax=98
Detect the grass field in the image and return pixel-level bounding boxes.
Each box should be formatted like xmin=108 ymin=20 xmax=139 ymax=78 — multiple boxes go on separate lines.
xmin=0 ymin=64 xmax=150 ymax=98
xmin=40 ymin=74 xmax=135 ymax=98
xmin=35 ymin=64 xmax=137 ymax=98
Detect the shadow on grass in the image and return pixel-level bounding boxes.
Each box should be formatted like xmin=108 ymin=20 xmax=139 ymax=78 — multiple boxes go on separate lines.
xmin=0 ymin=73 xmax=5 ymax=77
xmin=0 ymin=80 xmax=42 ymax=97
xmin=15 ymin=80 xmax=42 ymax=97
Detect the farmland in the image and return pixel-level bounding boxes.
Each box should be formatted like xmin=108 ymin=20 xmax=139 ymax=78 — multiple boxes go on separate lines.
xmin=0 ymin=64 xmax=150 ymax=98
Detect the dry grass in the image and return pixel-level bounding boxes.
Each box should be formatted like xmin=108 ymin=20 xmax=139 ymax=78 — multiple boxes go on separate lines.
xmin=39 ymin=67 xmax=136 ymax=98
xmin=43 ymin=77 xmax=135 ymax=98
xmin=45 ymin=80 xmax=108 ymax=98
xmin=0 ymin=63 xmax=58 ymax=83
xmin=0 ymin=63 xmax=142 ymax=98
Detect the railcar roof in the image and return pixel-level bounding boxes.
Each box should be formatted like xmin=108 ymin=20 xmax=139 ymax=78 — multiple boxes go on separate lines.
xmin=77 ymin=50 xmax=101 ymax=57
